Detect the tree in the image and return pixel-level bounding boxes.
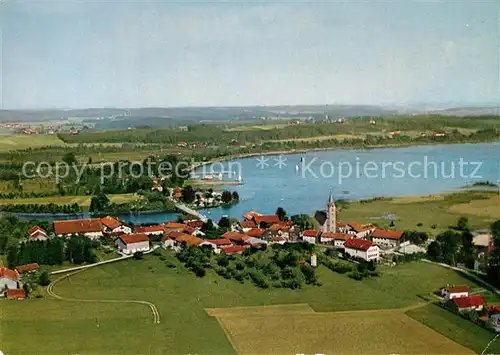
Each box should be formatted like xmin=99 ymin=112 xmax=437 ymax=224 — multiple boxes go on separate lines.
xmin=23 ymin=283 xmax=31 ymax=297
xmin=62 ymin=152 xmax=78 ymax=166
xmin=276 ymin=207 xmax=287 ymax=221
xmin=402 ymin=231 xmax=428 ymax=245
xmin=427 ymin=241 xmax=443 ymax=261
xmin=201 ymin=219 xmax=216 ymax=233
xmin=232 ymin=191 xmax=239 ymax=201
xmin=221 ymin=190 xmax=233 ymax=204
xmin=487 ymin=220 xmax=500 ymax=285
xmin=89 ymin=192 xmax=110 ymax=213
xmin=6 ymin=244 xmax=18 ymax=268
xmin=181 ymin=185 xmax=195 ymax=203
xmin=38 ymin=271 xmax=51 ymax=286
xmin=218 ymin=217 xmax=231 ymax=229
xmin=456 ymin=216 xmax=469 ymax=231
xmin=291 ymin=214 xmax=317 ymax=230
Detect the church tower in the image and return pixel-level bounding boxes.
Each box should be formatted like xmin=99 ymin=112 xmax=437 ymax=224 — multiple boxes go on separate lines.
xmin=325 ymin=190 xmax=336 ymax=233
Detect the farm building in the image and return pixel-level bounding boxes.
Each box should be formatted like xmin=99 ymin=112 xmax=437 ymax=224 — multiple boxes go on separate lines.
xmin=0 ymin=267 xmax=20 ymax=290
xmin=239 ymin=220 xmax=257 ymax=232
xmin=27 ymin=226 xmax=48 ymax=241
xmin=15 ymin=263 xmax=40 ymax=274
xmin=100 ymin=216 xmax=132 ymax=235
xmin=164 ymin=222 xmax=187 ymax=233
xmin=440 ymin=285 xmax=469 ymax=301
xmin=371 ymin=229 xmax=404 ymax=248
xmin=6 ymin=288 xmax=25 ymax=300
xmin=343 ymin=239 xmax=379 ymax=261
xmin=115 ymin=233 xmax=150 ymax=254
xmin=301 ymin=230 xmax=318 ymax=244
xmin=450 ymin=295 xmax=485 ymax=312
xmin=135 ymin=224 xmax=165 ymax=236
xmin=320 ymin=232 xmax=352 ymax=247
xmin=53 ymin=219 xmax=103 ymax=239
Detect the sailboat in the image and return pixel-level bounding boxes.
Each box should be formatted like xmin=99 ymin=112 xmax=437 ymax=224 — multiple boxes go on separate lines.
xmin=295 ymin=165 xmax=299 ymax=172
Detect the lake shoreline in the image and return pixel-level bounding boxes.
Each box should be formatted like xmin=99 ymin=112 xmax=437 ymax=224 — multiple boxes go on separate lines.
xmin=189 ymin=139 xmax=500 ymax=172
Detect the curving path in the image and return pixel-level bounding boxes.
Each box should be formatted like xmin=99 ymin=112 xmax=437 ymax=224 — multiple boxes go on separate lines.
xmin=47 ymin=266 xmax=160 ymax=324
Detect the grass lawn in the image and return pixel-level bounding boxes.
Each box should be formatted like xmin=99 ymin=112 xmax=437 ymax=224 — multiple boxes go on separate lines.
xmin=339 ymin=190 xmax=499 ymax=236
xmin=2 ymin=254 xmax=499 ymax=354
xmin=0 ymin=193 xmax=140 ymax=207
xmin=0 ymin=135 xmax=66 ymax=152
xmin=406 ymin=303 xmax=500 ymax=354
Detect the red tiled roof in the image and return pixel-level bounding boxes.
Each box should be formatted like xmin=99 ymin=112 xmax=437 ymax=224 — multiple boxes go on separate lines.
xmin=135 ymin=225 xmax=165 ymax=234
xmin=222 ymin=232 xmax=249 ymax=242
xmin=254 ymin=215 xmax=281 ymax=225
xmin=269 ymin=224 xmax=284 ymax=231
xmin=164 ymin=222 xmax=187 ymax=229
xmin=207 ymin=238 xmax=232 ymax=246
xmin=183 ymin=226 xmax=196 ymax=234
xmin=371 ymin=229 xmax=403 ymax=240
xmin=344 ymin=238 xmax=377 ymax=251
xmin=15 ymin=263 xmax=40 ymax=273
xmin=243 ymin=211 xmax=261 ymax=220
xmin=118 ymin=233 xmax=149 ymax=244
xmin=162 ymin=231 xmax=183 ymax=241
xmin=176 ymin=233 xmax=204 ymax=246
xmin=452 ymin=295 xmax=485 ymax=309
xmin=487 ymin=305 xmax=500 ymax=314
xmin=28 ymin=226 xmax=47 ymax=237
xmin=303 ymin=230 xmax=319 ymax=237
xmin=54 ymin=219 xmax=102 ymax=235
xmin=100 ymin=216 xmax=123 ymax=230
xmin=221 ymin=245 xmax=247 ymax=254
xmin=0 ymin=267 xmax=19 ymax=281
xmin=444 ymin=285 xmax=470 ymax=294
xmin=321 ymin=232 xmax=352 ymax=241
xmin=336 ymin=222 xmax=348 ymax=228
xmin=347 ymin=222 xmax=364 ymax=233
xmin=239 ymin=220 xmax=257 ymax=228
xmin=247 ymin=228 xmax=265 ymax=237
xmin=7 ymin=289 xmax=25 ymax=299
xmin=187 ymin=220 xmax=204 ymax=229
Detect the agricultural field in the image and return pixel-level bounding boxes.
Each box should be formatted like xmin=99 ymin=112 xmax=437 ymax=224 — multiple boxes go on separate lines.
xmin=209 ymin=305 xmax=473 ymax=354
xmin=2 ymin=254 xmax=499 ymax=354
xmin=339 ymin=190 xmax=500 ymax=236
xmin=0 ymin=135 xmax=66 ymax=152
xmin=0 ymin=193 xmax=140 ymax=207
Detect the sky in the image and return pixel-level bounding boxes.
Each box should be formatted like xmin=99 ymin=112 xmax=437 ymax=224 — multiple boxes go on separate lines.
xmin=1 ymin=0 xmax=499 ymax=109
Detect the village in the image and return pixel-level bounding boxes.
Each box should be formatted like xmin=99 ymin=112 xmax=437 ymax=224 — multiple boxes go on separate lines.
xmin=1 ymin=191 xmax=500 ymax=336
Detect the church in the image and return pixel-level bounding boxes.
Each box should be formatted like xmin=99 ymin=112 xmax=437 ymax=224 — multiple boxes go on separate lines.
xmin=314 ymin=191 xmax=336 ymax=233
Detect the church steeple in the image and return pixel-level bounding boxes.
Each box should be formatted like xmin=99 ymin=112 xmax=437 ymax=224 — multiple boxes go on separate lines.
xmin=325 ymin=190 xmax=336 ymax=233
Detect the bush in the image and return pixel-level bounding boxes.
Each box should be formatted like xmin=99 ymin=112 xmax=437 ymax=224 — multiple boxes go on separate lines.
xmin=133 ymin=251 xmax=144 ymax=260
xmin=38 ymin=271 xmax=51 ymax=286
xmin=193 ymin=265 xmax=206 ymax=277
xmin=248 ymin=269 xmax=269 ymax=288
xmin=347 ymin=270 xmax=363 ymax=280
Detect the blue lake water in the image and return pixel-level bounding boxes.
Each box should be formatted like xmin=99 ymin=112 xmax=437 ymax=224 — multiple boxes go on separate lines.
xmin=17 ymin=142 xmax=500 ymax=224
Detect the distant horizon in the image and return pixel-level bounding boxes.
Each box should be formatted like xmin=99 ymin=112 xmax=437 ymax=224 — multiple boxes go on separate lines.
xmin=2 ymin=101 xmax=500 ymax=112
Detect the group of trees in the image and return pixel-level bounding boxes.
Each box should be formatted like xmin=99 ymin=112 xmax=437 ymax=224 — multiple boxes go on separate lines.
xmin=6 ymin=235 xmax=98 ymax=268
xmin=426 ymin=217 xmax=475 ymax=268
xmin=213 ymin=243 xmax=319 ymax=289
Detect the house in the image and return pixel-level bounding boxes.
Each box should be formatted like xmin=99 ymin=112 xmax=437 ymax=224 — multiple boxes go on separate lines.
xmin=371 ymin=229 xmax=404 ymax=248
xmin=222 ymin=232 xmax=249 ymax=243
xmin=209 ymin=238 xmax=233 ymax=248
xmin=135 ymin=224 xmax=165 ymax=236
xmin=176 ymin=233 xmax=204 ymax=246
xmin=487 ymin=306 xmax=500 ymax=332
xmin=221 ymin=245 xmax=247 ymax=255
xmin=440 ymin=285 xmax=469 ymax=301
xmin=28 ymin=226 xmax=48 ymax=241
xmin=245 ymin=237 xmax=267 ymax=248
xmin=268 ymin=236 xmax=287 ymax=245
xmin=266 ymin=224 xmax=291 ymax=239
xmin=302 ymin=230 xmax=318 ymax=244
xmin=242 ymin=211 xmax=262 ymax=220
xmin=53 ymin=219 xmax=103 ymax=239
xmin=115 ymin=233 xmax=150 ymax=254
xmin=161 ymin=231 xmax=184 ymax=249
xmin=0 ymin=267 xmax=19 ymax=290
xmin=15 ymin=263 xmax=40 ymax=274
xmin=151 ymin=185 xmax=163 ymax=192
xmin=253 ymin=215 xmax=281 ymax=227
xmin=187 ymin=220 xmax=204 ymax=230
xmin=343 ymin=222 xmax=376 ymax=238
xmin=450 ymin=295 xmax=485 ymax=312
xmin=164 ymin=222 xmax=187 ymax=232
xmin=433 ymin=132 xmax=446 ymax=137
xmin=100 ymin=216 xmax=132 ymax=235
xmin=320 ymin=232 xmax=352 ymax=247
xmin=6 ymin=288 xmax=25 ymax=300
xmin=247 ymin=228 xmax=266 ymax=238
xmin=239 ymin=220 xmax=257 ymax=232
xmin=343 ymin=239 xmax=379 ymax=261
